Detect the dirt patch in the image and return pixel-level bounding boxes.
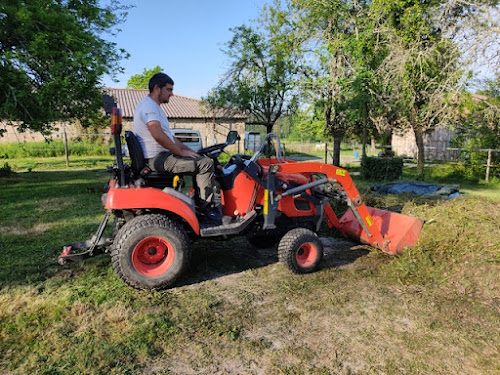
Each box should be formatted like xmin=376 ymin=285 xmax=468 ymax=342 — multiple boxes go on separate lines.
xmin=35 ymin=197 xmax=75 ymax=213
xmin=0 ymin=223 xmax=54 ymax=236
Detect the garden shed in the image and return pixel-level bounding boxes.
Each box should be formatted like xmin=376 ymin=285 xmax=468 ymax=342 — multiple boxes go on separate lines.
xmin=392 ymin=127 xmax=456 ymax=161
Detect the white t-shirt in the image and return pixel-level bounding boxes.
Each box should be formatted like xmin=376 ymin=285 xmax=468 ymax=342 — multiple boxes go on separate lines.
xmin=133 ymin=96 xmax=175 ymax=159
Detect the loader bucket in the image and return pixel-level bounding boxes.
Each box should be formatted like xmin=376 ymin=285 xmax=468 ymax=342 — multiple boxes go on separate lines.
xmin=338 ymin=207 xmax=423 ymax=255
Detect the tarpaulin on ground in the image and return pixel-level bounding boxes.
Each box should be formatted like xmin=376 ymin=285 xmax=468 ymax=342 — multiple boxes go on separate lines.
xmin=371 ymin=181 xmax=462 ymax=198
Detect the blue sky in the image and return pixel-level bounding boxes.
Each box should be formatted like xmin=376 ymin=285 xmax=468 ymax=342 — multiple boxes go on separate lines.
xmin=101 ymin=0 xmax=271 ymax=99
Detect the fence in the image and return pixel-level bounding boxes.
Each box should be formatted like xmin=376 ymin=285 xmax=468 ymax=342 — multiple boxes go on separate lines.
xmin=281 ymin=141 xmax=380 ymax=163
xmin=0 ymin=130 xmax=114 ymax=167
xmin=0 ymin=130 xmax=242 ymax=166
xmin=2 ymin=133 xmax=498 ymax=181
xmin=429 ymin=147 xmax=500 ymax=182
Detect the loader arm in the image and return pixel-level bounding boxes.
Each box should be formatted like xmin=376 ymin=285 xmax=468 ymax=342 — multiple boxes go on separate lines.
xmin=268 ymin=162 xmax=422 ymax=255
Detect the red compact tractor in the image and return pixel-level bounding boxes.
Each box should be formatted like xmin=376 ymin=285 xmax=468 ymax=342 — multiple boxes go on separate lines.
xmin=60 ymin=109 xmax=423 ymax=290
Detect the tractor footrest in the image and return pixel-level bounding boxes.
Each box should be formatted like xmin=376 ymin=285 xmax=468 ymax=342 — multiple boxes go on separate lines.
xmin=200 ymin=210 xmax=257 ymax=237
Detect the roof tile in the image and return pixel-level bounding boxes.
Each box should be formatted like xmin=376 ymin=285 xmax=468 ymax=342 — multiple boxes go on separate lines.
xmin=104 ymin=88 xmax=246 ymax=120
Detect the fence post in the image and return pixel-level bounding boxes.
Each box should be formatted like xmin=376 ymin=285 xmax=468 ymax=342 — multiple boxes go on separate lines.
xmin=486 ymin=149 xmax=492 ymax=182
xmin=325 ymin=143 xmax=328 ymax=164
xmin=63 ymin=127 xmax=70 ymax=167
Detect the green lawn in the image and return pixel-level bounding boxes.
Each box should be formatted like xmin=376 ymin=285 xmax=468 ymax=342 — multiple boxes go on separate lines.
xmin=0 ymin=157 xmax=498 ymax=374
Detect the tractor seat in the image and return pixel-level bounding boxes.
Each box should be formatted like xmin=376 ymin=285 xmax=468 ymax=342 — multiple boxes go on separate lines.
xmin=125 ymin=130 xmax=175 ymax=188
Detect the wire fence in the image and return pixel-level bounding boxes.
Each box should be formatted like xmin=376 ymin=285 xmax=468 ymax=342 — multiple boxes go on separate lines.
xmin=2 ymin=133 xmax=499 ymax=181
xmin=433 ymin=147 xmax=500 ymax=182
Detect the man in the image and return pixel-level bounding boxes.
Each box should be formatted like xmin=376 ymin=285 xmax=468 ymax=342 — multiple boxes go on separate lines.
xmin=133 ymin=72 xmax=220 ymax=222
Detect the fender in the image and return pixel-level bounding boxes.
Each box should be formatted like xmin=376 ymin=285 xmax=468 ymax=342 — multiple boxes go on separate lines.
xmin=105 ymin=186 xmax=200 ymax=235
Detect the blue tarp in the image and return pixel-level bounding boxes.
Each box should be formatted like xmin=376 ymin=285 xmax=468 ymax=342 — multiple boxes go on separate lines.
xmin=372 ymin=181 xmax=462 ymax=198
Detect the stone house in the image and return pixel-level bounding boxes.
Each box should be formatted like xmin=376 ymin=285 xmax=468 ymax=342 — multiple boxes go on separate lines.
xmin=1 ymin=88 xmax=247 ymax=150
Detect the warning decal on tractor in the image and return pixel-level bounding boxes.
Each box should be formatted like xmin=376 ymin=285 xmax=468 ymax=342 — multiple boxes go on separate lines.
xmin=336 ymin=169 xmax=346 ymax=177
xmin=366 ymin=216 xmax=374 ymax=227
xmin=263 ymin=189 xmax=269 ymax=215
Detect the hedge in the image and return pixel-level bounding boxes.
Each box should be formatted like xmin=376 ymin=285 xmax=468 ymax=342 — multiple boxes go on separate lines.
xmin=360 ymin=156 xmax=403 ymax=181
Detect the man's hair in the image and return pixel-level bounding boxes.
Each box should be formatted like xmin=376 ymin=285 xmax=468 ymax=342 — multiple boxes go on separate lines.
xmin=148 ymin=73 xmax=174 ymax=93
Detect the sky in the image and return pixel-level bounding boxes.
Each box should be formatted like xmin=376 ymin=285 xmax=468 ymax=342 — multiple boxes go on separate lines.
xmin=101 ymin=0 xmax=271 ymax=99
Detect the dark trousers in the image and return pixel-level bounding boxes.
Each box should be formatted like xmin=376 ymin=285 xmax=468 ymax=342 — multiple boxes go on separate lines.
xmin=148 ymin=152 xmax=215 ymax=207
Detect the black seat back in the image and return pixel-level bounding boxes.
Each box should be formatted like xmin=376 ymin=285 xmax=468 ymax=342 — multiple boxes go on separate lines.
xmin=125 ymin=130 xmax=146 ymax=174
xmin=124 ymin=130 xmax=176 ymax=188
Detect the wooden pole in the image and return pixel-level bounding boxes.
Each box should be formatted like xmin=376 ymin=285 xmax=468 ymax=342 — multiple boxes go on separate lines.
xmin=64 ymin=127 xmax=70 ymax=167
xmin=486 ymin=149 xmax=492 ymax=182
xmin=325 ymin=143 xmax=328 ymax=164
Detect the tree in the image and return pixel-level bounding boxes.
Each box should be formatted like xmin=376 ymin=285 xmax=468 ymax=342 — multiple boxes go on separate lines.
xmin=0 ymin=0 xmax=129 ymax=134
xmin=289 ymin=0 xmax=370 ymax=166
xmin=456 ymin=75 xmax=500 ymax=151
xmin=369 ymin=0 xmax=500 ymax=178
xmin=369 ymin=0 xmax=464 ymax=178
xmin=288 ymin=104 xmax=329 ymax=142
xmin=206 ymin=2 xmax=301 ymax=134
xmin=126 ymin=65 xmax=163 ymax=89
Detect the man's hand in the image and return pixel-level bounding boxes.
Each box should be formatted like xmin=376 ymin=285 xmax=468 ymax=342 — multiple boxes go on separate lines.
xmin=179 ymin=148 xmax=199 ymax=158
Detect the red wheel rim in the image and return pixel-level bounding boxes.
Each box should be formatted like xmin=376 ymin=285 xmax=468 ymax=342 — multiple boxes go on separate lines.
xmin=132 ymin=236 xmax=175 ymax=277
xmin=296 ymin=242 xmax=318 ymax=268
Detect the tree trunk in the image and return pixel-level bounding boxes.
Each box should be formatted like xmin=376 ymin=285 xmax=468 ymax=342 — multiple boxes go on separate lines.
xmin=332 ymin=135 xmax=342 ymax=166
xmin=385 ymin=129 xmax=393 ymax=148
xmin=361 ymin=122 xmax=367 ymax=158
xmin=413 ymin=127 xmax=425 ymax=179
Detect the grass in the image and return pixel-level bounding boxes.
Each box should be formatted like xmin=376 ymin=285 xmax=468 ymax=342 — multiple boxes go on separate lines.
xmin=0 ymin=139 xmax=113 ymax=158
xmin=0 ymin=157 xmax=499 ymax=374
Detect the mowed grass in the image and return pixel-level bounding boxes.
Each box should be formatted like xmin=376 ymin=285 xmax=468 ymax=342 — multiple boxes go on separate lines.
xmin=0 ymin=157 xmax=499 ymax=374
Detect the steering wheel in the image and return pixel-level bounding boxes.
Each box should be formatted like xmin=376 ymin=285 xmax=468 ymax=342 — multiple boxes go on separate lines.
xmin=197 ymin=143 xmax=226 ymax=156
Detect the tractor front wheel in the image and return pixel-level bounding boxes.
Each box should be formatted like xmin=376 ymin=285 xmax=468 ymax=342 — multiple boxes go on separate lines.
xmin=111 ymin=214 xmax=190 ymax=290
xmin=278 ymin=228 xmax=323 ymax=274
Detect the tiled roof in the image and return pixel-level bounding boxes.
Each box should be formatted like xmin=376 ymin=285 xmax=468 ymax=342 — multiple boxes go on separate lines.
xmin=103 ymin=88 xmax=247 ymax=120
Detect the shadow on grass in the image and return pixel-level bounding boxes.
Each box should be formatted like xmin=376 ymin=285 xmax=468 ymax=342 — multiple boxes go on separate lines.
xmin=0 ymin=228 xmax=370 ymax=290
xmin=0 ymin=168 xmax=390 ymax=290
xmin=175 ymin=235 xmax=368 ymax=288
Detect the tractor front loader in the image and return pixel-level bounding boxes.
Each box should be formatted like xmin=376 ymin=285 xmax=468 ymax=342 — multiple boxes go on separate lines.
xmin=60 ymin=109 xmax=423 ymax=290
xmin=262 ymin=160 xmax=423 ymax=256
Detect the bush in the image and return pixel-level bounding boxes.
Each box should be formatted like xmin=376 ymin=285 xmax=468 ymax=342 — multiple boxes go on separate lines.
xmin=0 ymin=162 xmax=13 ymax=177
xmin=361 ymin=156 xmax=403 ymax=181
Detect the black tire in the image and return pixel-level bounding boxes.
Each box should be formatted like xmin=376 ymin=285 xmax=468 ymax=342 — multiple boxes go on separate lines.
xmin=111 ymin=216 xmax=125 ymax=238
xmin=278 ymin=228 xmax=323 ymax=274
xmin=111 ymin=214 xmax=190 ymax=290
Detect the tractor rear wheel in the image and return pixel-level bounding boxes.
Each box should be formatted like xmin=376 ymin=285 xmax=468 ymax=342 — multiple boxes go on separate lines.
xmin=111 ymin=214 xmax=190 ymax=290
xmin=278 ymin=228 xmax=323 ymax=274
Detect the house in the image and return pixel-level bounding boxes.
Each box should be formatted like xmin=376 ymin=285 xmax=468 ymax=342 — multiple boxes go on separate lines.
xmin=391 ymin=94 xmax=489 ymax=161
xmin=103 ymin=88 xmax=247 ymax=148
xmin=1 ymin=88 xmax=247 ymax=148
xmin=392 ymin=127 xmax=457 ymax=161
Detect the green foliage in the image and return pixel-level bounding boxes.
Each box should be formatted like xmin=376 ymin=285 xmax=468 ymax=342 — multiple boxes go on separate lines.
xmin=126 ymin=65 xmax=163 ymax=89
xmin=454 ymin=77 xmax=500 ymax=151
xmin=0 ymin=139 xmax=112 ymax=158
xmin=361 ymin=156 xmax=403 ymax=181
xmin=287 ymin=105 xmax=328 ymax=141
xmin=0 ymin=0 xmax=130 ymax=133
xmin=206 ymin=3 xmax=301 ymax=134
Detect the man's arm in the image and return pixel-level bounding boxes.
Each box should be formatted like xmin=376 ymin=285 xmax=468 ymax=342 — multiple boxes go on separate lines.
xmin=147 ymin=121 xmax=199 ymax=158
